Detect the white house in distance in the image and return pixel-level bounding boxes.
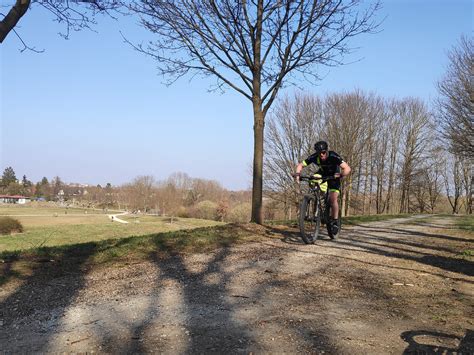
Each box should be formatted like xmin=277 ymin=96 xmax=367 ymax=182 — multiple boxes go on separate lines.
xmin=0 ymin=195 xmax=31 ymax=204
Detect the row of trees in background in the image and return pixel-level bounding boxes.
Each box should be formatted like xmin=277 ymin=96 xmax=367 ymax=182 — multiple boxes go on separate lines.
xmin=1 ymin=167 xmax=34 ymax=196
xmin=0 ymin=167 xmax=78 ymax=201
xmin=117 ymin=174 xmax=251 ymax=222
xmin=0 ymin=168 xmax=252 ymax=223
xmin=264 ymin=91 xmax=472 ymax=218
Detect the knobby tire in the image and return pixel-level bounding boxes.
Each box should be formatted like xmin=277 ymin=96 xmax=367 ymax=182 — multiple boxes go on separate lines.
xmin=299 ymin=195 xmax=320 ymax=244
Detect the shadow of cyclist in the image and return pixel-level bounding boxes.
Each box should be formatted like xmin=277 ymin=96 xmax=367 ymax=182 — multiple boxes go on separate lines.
xmin=401 ymin=329 xmax=474 ymax=354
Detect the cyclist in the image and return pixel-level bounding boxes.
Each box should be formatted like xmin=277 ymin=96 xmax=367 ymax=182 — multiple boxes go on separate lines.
xmin=294 ymin=141 xmax=351 ymax=235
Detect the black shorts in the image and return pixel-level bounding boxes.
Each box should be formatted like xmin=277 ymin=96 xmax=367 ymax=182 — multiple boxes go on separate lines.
xmin=328 ymin=179 xmax=341 ymax=193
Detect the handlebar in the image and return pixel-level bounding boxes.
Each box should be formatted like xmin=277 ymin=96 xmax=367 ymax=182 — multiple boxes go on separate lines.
xmin=294 ymin=174 xmax=339 ymax=182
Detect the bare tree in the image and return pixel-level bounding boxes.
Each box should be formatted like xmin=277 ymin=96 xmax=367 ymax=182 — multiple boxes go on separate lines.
xmin=187 ymin=178 xmax=225 ymax=205
xmin=396 ymin=98 xmax=431 ymax=213
xmin=373 ymin=100 xmax=394 ymax=214
xmin=408 ymin=121 xmax=441 ymax=214
xmin=1 ymin=0 xmax=120 ymax=50
xmin=443 ymin=157 xmax=463 ymax=214
xmin=118 ymin=175 xmax=157 ymax=212
xmin=264 ymin=93 xmax=323 ymax=219
xmin=128 ymin=0 xmax=380 ymax=224
xmin=260 ymin=91 xmax=456 ymax=217
xmin=424 ymin=146 xmax=444 ymax=213
xmin=379 ymin=100 xmax=403 ymax=214
xmin=324 ymin=90 xmax=379 ymax=216
xmin=412 ymin=176 xmax=428 ymax=213
xmin=436 ymin=35 xmax=474 ymax=158
xmin=461 ymin=158 xmax=473 ymax=214
xmin=265 ymin=90 xmax=390 ymax=218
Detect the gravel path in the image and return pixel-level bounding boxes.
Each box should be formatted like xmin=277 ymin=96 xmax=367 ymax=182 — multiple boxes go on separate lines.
xmin=1 ymin=216 xmax=473 ymax=354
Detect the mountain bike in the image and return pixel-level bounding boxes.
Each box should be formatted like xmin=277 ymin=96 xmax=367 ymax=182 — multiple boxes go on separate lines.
xmin=297 ymin=174 xmax=341 ymax=244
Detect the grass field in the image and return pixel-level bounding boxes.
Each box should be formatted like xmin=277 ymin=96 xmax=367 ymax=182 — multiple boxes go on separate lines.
xmin=455 ymin=214 xmax=474 ymax=231
xmin=0 ymin=223 xmax=260 ymax=287
xmin=0 ymin=202 xmax=255 ymax=287
xmin=0 ymin=205 xmax=223 ymax=253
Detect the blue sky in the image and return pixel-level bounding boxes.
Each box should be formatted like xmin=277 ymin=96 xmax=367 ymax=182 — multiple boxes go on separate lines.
xmin=1 ymin=0 xmax=472 ymax=190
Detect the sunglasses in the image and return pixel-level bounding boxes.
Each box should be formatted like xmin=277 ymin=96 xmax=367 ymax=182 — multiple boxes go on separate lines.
xmin=319 ymin=150 xmax=327 ymax=155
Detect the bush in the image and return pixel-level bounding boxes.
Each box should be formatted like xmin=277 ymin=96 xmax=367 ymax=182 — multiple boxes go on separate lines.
xmin=0 ymin=217 xmax=24 ymax=235
xmin=216 ymin=200 xmax=230 ymax=222
xmin=176 ymin=206 xmax=190 ymax=218
xmin=228 ymin=203 xmax=251 ymax=223
xmin=192 ymin=200 xmax=218 ymax=220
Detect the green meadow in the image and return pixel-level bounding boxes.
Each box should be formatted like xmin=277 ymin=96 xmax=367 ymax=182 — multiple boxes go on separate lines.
xmin=0 ymin=205 xmax=223 ymax=253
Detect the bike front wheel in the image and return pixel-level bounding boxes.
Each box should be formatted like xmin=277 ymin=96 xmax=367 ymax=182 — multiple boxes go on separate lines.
xmin=299 ymin=195 xmax=320 ymax=244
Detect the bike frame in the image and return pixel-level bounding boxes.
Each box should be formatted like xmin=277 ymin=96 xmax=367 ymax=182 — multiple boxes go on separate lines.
xmin=300 ymin=176 xmax=330 ymax=225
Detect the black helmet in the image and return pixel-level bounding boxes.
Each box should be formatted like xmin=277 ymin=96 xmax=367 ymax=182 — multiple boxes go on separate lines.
xmin=314 ymin=141 xmax=328 ymax=153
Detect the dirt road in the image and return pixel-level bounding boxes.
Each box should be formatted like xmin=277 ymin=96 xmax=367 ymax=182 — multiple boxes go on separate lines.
xmin=1 ymin=215 xmax=473 ymax=353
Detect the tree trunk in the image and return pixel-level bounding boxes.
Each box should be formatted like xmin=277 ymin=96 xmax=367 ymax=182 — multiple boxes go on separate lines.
xmin=250 ymin=2 xmax=264 ymax=224
xmin=0 ymin=0 xmax=30 ymax=43
xmin=385 ymin=148 xmax=396 ymax=214
xmin=251 ymin=103 xmax=265 ymax=224
xmin=369 ymin=149 xmax=375 ymax=215
xmin=362 ymin=159 xmax=369 ymax=214
xmin=344 ymin=176 xmax=353 ymax=217
xmin=462 ymin=162 xmax=473 ymax=214
xmin=355 ymin=163 xmax=362 ymax=213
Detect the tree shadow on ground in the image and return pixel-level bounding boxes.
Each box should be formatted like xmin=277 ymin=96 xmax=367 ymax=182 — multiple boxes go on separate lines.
xmin=260 ymin=237 xmax=473 ymax=285
xmin=101 ymin=245 xmax=257 ymax=353
xmin=1 ymin=224 xmax=341 ymax=353
xmin=154 ymin=249 xmax=256 ymax=353
xmin=2 ymin=219 xmax=471 ymax=352
xmin=266 ymin=222 xmax=474 ymax=278
xmin=406 ymin=221 xmax=465 ymax=231
xmin=340 ymin=230 xmax=474 ymax=277
xmin=96 ymin=234 xmax=342 ymax=353
xmin=401 ymin=329 xmax=474 ymax=354
xmin=375 ymin=226 xmax=470 ymax=243
xmin=348 ymin=230 xmax=462 ymax=254
xmin=273 ymin=225 xmax=335 ymax=245
xmin=0 ymin=243 xmax=98 ymax=352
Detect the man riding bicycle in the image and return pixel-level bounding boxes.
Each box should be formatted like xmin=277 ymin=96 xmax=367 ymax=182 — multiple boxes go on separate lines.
xmin=294 ymin=141 xmax=351 ymax=235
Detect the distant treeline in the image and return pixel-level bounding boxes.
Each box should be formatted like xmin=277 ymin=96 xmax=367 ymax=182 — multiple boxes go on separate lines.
xmin=0 ymin=169 xmax=253 ymax=222
xmin=264 ymin=90 xmax=472 ymax=218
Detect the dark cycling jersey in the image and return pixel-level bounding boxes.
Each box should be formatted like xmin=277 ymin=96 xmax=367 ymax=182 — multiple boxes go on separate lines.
xmin=302 ymin=151 xmax=345 ymax=175
xmin=302 ymin=151 xmax=346 ymax=193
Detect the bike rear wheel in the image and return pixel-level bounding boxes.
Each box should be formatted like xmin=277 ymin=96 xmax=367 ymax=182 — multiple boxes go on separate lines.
xmin=299 ymin=195 xmax=320 ymax=244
